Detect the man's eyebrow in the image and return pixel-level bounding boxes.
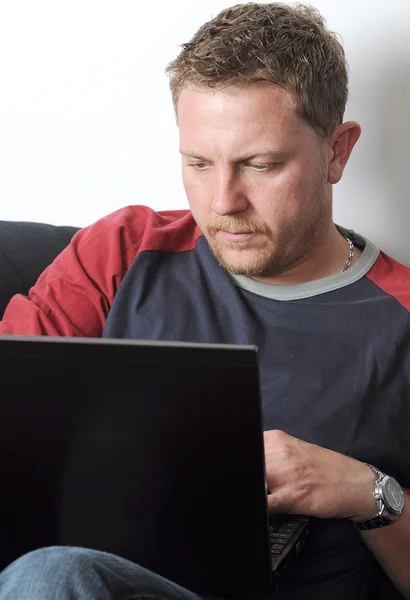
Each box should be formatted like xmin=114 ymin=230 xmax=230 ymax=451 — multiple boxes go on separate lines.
xmin=179 ymin=149 xmax=292 ymax=161
xmin=179 ymin=150 xmax=207 ymax=159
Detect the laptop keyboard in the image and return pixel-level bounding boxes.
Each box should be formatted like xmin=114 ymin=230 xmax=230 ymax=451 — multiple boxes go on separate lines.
xmin=269 ymin=519 xmax=300 ymax=556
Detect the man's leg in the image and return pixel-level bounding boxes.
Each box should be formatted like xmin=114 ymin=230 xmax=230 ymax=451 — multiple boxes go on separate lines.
xmin=0 ymin=546 xmax=207 ymax=600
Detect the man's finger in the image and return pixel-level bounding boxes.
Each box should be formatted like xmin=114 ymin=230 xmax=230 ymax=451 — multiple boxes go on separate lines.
xmin=267 ymin=492 xmax=283 ymax=514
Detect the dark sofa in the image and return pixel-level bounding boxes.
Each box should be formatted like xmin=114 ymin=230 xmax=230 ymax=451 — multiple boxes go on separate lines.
xmin=0 ymin=220 xmax=79 ymax=319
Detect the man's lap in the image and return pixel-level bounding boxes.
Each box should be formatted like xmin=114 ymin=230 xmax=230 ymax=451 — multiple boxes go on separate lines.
xmin=0 ymin=546 xmax=208 ymax=600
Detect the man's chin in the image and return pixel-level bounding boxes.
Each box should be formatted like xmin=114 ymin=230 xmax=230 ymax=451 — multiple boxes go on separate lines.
xmin=210 ymin=245 xmax=272 ymax=277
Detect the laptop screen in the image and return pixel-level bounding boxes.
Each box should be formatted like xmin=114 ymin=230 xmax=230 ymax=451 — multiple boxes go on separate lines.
xmin=0 ymin=336 xmax=273 ymax=595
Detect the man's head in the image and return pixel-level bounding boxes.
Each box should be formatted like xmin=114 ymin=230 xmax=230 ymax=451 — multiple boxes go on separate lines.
xmin=166 ymin=3 xmax=360 ymax=280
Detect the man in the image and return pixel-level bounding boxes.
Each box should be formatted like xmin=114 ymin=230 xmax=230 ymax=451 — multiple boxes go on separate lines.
xmin=0 ymin=2 xmax=409 ymax=599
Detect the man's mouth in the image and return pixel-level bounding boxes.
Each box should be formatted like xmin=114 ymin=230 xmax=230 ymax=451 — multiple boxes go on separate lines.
xmin=218 ymin=231 xmax=254 ymax=243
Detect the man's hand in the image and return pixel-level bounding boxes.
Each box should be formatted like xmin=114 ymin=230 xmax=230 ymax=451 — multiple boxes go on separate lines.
xmin=264 ymin=429 xmax=377 ymax=520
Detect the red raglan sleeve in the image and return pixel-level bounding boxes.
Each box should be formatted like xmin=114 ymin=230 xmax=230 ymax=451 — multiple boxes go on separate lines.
xmin=0 ymin=207 xmax=142 ymax=337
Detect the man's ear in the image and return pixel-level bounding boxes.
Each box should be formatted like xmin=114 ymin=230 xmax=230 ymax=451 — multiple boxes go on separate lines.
xmin=327 ymin=122 xmax=361 ymax=184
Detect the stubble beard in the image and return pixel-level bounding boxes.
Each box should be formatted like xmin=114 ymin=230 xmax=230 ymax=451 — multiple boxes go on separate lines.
xmin=205 ymin=176 xmax=331 ymax=278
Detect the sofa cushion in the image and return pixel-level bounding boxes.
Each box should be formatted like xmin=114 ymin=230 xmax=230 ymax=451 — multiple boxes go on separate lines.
xmin=0 ymin=221 xmax=79 ymax=318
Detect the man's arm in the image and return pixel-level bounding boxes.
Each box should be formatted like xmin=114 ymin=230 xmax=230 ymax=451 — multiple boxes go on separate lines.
xmin=264 ymin=430 xmax=410 ymax=599
xmin=361 ymin=498 xmax=410 ymax=598
xmin=0 ymin=207 xmax=141 ymax=337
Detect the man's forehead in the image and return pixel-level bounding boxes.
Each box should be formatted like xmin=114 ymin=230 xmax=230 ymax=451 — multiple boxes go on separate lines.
xmin=177 ymin=85 xmax=311 ymax=157
xmin=177 ymin=82 xmax=301 ymax=136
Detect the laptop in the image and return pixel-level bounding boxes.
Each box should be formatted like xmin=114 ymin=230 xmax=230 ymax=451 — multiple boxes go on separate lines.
xmin=0 ymin=335 xmax=310 ymax=596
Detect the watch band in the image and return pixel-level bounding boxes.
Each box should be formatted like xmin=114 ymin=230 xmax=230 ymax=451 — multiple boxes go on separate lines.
xmin=365 ymin=463 xmax=381 ymax=478
xmin=352 ymin=515 xmax=394 ymax=531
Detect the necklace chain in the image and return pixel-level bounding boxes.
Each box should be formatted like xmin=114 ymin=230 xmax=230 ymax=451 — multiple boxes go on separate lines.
xmin=341 ymin=236 xmax=355 ymax=273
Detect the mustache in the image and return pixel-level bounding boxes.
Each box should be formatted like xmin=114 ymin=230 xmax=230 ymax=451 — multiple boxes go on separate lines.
xmin=207 ymin=217 xmax=271 ymax=237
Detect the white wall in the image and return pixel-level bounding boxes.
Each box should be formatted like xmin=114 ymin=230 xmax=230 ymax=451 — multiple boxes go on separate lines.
xmin=0 ymin=0 xmax=409 ymax=263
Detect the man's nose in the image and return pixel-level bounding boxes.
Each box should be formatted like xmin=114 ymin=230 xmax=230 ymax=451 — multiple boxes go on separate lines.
xmin=210 ymin=171 xmax=249 ymax=216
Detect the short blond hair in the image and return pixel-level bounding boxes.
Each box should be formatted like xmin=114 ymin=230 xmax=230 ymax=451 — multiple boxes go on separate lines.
xmin=166 ymin=2 xmax=348 ymax=138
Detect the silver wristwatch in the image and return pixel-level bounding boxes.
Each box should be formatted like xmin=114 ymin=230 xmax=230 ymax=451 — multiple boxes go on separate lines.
xmin=352 ymin=463 xmax=405 ymax=530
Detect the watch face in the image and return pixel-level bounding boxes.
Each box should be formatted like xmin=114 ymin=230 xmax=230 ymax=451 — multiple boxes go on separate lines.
xmin=383 ymin=477 xmax=405 ymax=513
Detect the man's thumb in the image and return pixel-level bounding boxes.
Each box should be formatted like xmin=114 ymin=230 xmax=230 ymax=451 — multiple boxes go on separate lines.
xmin=267 ymin=492 xmax=283 ymax=514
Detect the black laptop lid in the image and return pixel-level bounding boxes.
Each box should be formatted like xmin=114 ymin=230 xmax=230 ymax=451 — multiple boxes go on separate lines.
xmin=0 ymin=336 xmax=272 ymax=595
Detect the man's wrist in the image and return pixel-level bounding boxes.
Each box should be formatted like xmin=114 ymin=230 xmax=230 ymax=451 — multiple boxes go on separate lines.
xmin=347 ymin=460 xmax=379 ymax=522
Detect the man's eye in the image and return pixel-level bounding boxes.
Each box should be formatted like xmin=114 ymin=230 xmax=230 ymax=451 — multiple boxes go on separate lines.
xmin=188 ymin=162 xmax=208 ymax=170
xmin=248 ymin=163 xmax=276 ymax=171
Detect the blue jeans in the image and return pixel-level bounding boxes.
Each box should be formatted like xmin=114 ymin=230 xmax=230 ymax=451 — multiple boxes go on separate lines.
xmin=0 ymin=546 xmax=211 ymax=600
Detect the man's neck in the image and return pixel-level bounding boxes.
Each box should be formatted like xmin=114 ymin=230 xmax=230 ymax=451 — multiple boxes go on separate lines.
xmin=251 ymin=225 xmax=362 ymax=286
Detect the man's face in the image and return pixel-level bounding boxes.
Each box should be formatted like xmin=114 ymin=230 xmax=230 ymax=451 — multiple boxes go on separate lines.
xmin=178 ymin=82 xmax=333 ymax=279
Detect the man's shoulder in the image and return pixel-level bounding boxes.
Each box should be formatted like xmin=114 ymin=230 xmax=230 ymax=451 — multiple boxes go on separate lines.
xmin=366 ymin=250 xmax=410 ymax=313
xmin=76 ymin=204 xmax=203 ymax=255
